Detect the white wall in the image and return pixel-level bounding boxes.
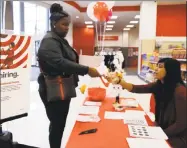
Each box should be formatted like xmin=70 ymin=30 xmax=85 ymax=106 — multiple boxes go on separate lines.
xmin=122 ymin=31 xmax=129 ymax=47
xmin=128 ymin=25 xmax=139 ymax=47
xmin=65 ymin=22 xmax=73 ymax=46
xmin=139 ymin=1 xmax=157 ymax=40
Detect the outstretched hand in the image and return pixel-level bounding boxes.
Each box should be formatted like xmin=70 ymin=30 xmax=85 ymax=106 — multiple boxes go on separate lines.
xmin=88 ymin=67 xmax=102 ymax=77
xmin=104 ymin=73 xmax=121 ymax=84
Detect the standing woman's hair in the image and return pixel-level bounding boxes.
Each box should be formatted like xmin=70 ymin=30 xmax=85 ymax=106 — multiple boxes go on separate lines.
xmin=49 ymin=3 xmax=69 ymax=30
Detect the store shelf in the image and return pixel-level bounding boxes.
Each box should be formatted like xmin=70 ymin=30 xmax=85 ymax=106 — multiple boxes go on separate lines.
xmin=159 ymin=56 xmax=186 ymax=62
xmin=149 ymin=69 xmax=155 ymax=72
xmin=138 ymin=74 xmax=152 ymax=84
xmin=159 ymin=56 xmax=172 ymax=58
xmin=181 ymin=69 xmax=187 ymax=72
xmin=176 ymin=59 xmax=186 ymax=62
xmin=149 ymin=61 xmax=158 ymax=64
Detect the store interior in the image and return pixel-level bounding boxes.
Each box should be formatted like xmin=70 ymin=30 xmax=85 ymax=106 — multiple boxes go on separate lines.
xmin=0 ymin=1 xmax=186 ymax=148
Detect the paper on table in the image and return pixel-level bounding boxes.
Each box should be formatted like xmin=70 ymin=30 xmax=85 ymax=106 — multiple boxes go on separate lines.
xmin=79 ymin=105 xmax=100 ymax=115
xmin=76 ymin=115 xmax=101 ymax=122
xmin=120 ymin=99 xmax=138 ymax=108
xmin=126 ymin=138 xmax=170 ymax=148
xmin=84 ymin=101 xmax=102 ymax=106
xmin=125 ymin=110 xmax=146 ymax=116
xmin=104 ymin=111 xmax=126 ymax=120
xmin=123 ymin=114 xmax=148 ymax=126
xmin=128 ymin=125 xmax=168 ymax=140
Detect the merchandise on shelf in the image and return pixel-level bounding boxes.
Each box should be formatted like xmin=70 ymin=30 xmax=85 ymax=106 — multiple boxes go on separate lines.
xmin=159 ymin=48 xmax=186 ymax=59
xmin=181 ymin=63 xmax=186 ymax=71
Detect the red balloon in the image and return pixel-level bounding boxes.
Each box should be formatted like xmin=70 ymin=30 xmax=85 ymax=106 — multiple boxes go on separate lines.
xmin=108 ymin=9 xmax=112 ymax=17
xmin=106 ymin=9 xmax=112 ymax=22
xmin=93 ymin=2 xmax=109 ymax=22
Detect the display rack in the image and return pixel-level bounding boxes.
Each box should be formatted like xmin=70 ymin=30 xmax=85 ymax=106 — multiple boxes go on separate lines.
xmin=139 ymin=42 xmax=186 ymax=85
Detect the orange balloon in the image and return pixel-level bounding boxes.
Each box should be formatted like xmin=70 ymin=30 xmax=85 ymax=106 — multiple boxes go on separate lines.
xmin=93 ymin=2 xmax=109 ymax=22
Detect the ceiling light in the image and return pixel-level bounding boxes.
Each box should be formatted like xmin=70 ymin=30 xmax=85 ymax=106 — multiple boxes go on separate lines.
xmin=85 ymin=21 xmax=93 ymax=24
xmin=76 ymin=16 xmax=79 ymax=18
xmin=123 ymin=28 xmax=130 ymax=30
xmin=126 ymin=25 xmax=134 ymax=28
xmin=130 ymin=21 xmax=139 ymax=24
xmin=107 ymin=21 xmax=115 ymax=24
xmin=106 ymin=28 xmax=112 ymax=30
xmin=111 ymin=16 xmax=118 ymax=19
xmin=87 ymin=25 xmax=94 ymax=28
xmin=106 ymin=25 xmax=113 ymax=28
xmin=135 ymin=15 xmax=140 ymax=19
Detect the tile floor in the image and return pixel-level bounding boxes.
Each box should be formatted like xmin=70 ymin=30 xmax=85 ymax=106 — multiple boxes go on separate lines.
xmin=2 ymin=76 xmax=152 ymax=148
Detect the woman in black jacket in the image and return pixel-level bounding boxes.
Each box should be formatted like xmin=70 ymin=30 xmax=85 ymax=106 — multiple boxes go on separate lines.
xmin=37 ymin=3 xmax=100 ymax=148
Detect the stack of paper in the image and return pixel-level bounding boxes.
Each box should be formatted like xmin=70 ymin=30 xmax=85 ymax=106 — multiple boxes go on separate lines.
xmin=123 ymin=110 xmax=147 ymax=125
xmin=123 ymin=115 xmax=148 ymax=126
xmin=126 ymin=138 xmax=170 ymax=148
xmin=78 ymin=105 xmax=100 ymax=115
xmin=120 ymin=99 xmax=138 ymax=108
xmin=84 ymin=101 xmax=102 ymax=106
xmin=104 ymin=111 xmax=126 ymax=120
xmin=128 ymin=125 xmax=168 ymax=140
xmin=76 ymin=115 xmax=101 ymax=122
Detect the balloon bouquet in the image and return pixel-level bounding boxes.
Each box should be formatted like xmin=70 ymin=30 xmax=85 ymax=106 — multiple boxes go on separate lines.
xmin=87 ymin=2 xmax=124 ymax=111
xmin=87 ymin=1 xmax=114 ymax=51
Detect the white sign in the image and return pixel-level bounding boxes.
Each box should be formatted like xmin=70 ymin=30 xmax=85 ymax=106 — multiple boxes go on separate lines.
xmin=0 ymin=32 xmax=32 ymax=121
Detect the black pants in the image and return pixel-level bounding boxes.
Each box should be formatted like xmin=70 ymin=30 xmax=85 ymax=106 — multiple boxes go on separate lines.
xmin=39 ymin=89 xmax=71 ymax=148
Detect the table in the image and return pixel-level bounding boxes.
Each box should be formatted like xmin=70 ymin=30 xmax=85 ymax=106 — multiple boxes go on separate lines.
xmin=65 ymin=98 xmax=155 ymax=148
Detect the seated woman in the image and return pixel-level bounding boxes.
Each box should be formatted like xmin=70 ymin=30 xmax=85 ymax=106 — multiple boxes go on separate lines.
xmin=106 ymin=58 xmax=186 ymax=148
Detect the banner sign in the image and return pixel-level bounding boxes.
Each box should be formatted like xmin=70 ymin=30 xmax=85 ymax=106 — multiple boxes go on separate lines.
xmin=0 ymin=32 xmax=32 ymax=122
xmin=98 ymin=36 xmax=118 ymax=41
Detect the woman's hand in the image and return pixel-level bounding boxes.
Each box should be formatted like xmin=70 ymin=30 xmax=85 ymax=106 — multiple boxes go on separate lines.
xmin=104 ymin=73 xmax=121 ymax=84
xmin=88 ymin=67 xmax=101 ymax=77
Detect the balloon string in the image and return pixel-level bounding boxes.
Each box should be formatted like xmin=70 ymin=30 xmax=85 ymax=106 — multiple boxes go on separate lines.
xmin=95 ymin=21 xmax=99 ymax=50
xmin=102 ymin=22 xmax=106 ymax=51
xmin=100 ymin=22 xmax=102 ymax=51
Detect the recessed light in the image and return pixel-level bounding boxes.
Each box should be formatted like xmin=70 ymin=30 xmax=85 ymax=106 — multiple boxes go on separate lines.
xmin=130 ymin=21 xmax=139 ymax=24
xmin=87 ymin=25 xmax=94 ymax=28
xmin=123 ymin=28 xmax=130 ymax=30
xmin=107 ymin=21 xmax=115 ymax=24
xmin=85 ymin=21 xmax=93 ymax=24
xmin=106 ymin=25 xmax=113 ymax=28
xmin=135 ymin=15 xmax=140 ymax=19
xmin=126 ymin=25 xmax=134 ymax=28
xmin=111 ymin=16 xmax=118 ymax=19
xmin=106 ymin=28 xmax=112 ymax=30
xmin=76 ymin=16 xmax=79 ymax=18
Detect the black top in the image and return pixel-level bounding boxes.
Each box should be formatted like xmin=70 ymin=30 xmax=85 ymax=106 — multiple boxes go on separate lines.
xmin=37 ymin=31 xmax=89 ymax=86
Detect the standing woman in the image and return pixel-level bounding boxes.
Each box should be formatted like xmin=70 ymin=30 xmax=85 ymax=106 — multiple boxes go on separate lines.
xmin=37 ymin=3 xmax=101 ymax=148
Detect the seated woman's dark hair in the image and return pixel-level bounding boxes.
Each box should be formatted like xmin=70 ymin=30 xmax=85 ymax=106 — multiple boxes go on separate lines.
xmin=158 ymin=58 xmax=184 ymax=86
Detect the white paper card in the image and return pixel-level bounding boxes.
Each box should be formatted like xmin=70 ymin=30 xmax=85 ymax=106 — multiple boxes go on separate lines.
xmin=126 ymin=138 xmax=170 ymax=148
xmin=76 ymin=115 xmax=101 ymax=122
xmin=104 ymin=111 xmax=126 ymax=120
xmin=123 ymin=114 xmax=148 ymax=126
xmin=125 ymin=110 xmax=146 ymax=116
xmin=120 ymin=99 xmax=138 ymax=108
xmin=84 ymin=101 xmax=102 ymax=106
xmin=128 ymin=125 xmax=168 ymax=140
xmin=79 ymin=106 xmax=100 ymax=115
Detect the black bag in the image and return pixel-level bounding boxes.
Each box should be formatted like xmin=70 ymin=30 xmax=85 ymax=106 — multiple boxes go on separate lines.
xmin=44 ymin=75 xmax=76 ymax=102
